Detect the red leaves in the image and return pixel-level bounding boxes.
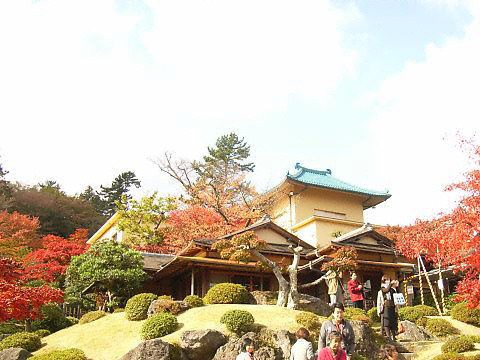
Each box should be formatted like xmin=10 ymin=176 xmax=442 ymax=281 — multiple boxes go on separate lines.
xmin=0 ymin=258 xmax=63 ymax=322
xmin=0 ymin=211 xmax=41 ymax=258
xmin=321 ymin=246 xmax=358 ymax=273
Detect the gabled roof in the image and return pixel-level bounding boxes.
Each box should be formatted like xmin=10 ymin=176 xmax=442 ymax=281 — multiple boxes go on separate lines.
xmin=286 ymin=164 xmax=391 ymax=209
xmin=330 ymin=223 xmax=396 ymax=254
xmin=87 ymin=212 xmax=120 ymax=244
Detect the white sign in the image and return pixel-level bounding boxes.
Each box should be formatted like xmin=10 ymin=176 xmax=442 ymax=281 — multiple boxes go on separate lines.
xmin=393 ymin=293 xmax=406 ymax=306
xmin=407 ymin=285 xmax=414 ymax=295
xmin=437 ymin=279 xmax=444 ymax=290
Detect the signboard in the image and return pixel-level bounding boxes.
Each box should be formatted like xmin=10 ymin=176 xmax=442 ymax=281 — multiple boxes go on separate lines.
xmin=393 ymin=293 xmax=406 ymax=306
xmin=437 ymin=279 xmax=444 ymax=290
xmin=407 ymin=285 xmax=414 ymax=295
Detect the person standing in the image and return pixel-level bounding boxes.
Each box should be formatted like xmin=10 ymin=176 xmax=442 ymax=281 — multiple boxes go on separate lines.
xmin=347 ymin=273 xmax=364 ymax=309
xmin=318 ymin=303 xmax=355 ymax=360
xmin=290 ymin=328 xmax=315 ymax=360
xmin=236 ymin=339 xmax=255 ymax=360
xmin=322 ymin=270 xmax=344 ymax=307
xmin=377 ymin=276 xmax=398 ymax=341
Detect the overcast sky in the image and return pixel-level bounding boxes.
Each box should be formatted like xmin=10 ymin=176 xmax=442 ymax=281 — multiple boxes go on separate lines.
xmin=1 ymin=0 xmax=479 ymax=226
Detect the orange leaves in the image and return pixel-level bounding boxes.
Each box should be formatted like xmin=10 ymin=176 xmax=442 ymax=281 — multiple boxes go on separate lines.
xmin=321 ymin=246 xmax=358 ymax=274
xmin=212 ymin=231 xmax=266 ymax=263
xmin=0 ymin=211 xmax=41 ymax=258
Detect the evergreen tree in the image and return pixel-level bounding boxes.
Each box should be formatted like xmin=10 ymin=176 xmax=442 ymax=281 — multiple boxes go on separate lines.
xmin=98 ymin=171 xmax=141 ymax=217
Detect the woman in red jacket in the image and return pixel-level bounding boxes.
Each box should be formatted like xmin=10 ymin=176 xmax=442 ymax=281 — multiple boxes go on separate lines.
xmin=347 ymin=272 xmax=364 ymax=309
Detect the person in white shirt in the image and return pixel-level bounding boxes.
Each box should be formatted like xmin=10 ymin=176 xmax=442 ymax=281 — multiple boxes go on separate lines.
xmin=236 ymin=338 xmax=255 ymax=360
xmin=290 ymin=327 xmax=315 ymax=360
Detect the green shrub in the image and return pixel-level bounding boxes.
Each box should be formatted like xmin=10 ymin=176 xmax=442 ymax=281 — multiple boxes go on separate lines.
xmin=441 ymin=336 xmax=475 ymax=354
xmin=184 ymin=295 xmax=204 ymax=308
xmin=204 ymin=283 xmax=250 ymax=304
xmin=425 ymin=318 xmax=459 ymax=337
xmin=158 ymin=295 xmax=173 ymax=301
xmin=416 ymin=317 xmax=428 ymax=328
xmin=466 ymin=335 xmax=480 ymax=343
xmin=367 ymin=307 xmax=380 ymax=323
xmin=413 ymin=293 xmax=438 ymax=308
xmin=141 ymin=313 xmax=178 ymax=340
xmin=113 ymin=308 xmax=125 ymax=313
xmin=432 ymin=353 xmax=465 ymax=360
xmin=150 ymin=298 xmax=184 ymax=315
xmin=66 ymin=316 xmax=79 ymax=325
xmin=0 ymin=332 xmax=42 ymax=352
xmin=466 ymin=355 xmax=480 ymax=360
xmin=31 ymin=304 xmax=72 ymax=333
xmin=451 ymin=303 xmax=480 ymax=327
xmin=296 ymin=312 xmax=322 ymax=331
xmin=0 ymin=322 xmax=23 ymax=335
xmin=220 ymin=310 xmax=255 ymax=333
xmin=33 ymin=329 xmax=51 ymax=338
xmin=344 ymin=307 xmax=366 ymax=319
xmin=398 ymin=305 xmax=437 ymax=322
xmin=350 ymin=314 xmax=372 ymax=326
xmin=78 ymin=310 xmax=107 ymax=324
xmin=126 ymin=293 xmax=158 ymax=321
xmin=30 ymin=348 xmax=87 ymax=360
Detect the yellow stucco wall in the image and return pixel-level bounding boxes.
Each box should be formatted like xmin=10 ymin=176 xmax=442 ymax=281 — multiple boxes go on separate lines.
xmin=255 ymin=228 xmax=289 ymax=245
xmin=271 ymin=194 xmax=291 ymax=230
xmin=314 ymin=221 xmax=358 ymax=248
xmin=292 ymin=221 xmax=317 ymax=248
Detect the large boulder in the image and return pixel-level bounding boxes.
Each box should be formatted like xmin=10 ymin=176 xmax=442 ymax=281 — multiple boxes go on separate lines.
xmin=180 ymin=330 xmax=227 ymax=360
xmin=272 ymin=330 xmax=293 ymax=360
xmin=0 ymin=348 xmax=31 ymax=360
xmin=212 ymin=332 xmax=276 ymax=360
xmin=119 ymin=338 xmax=183 ymax=360
xmin=250 ymin=291 xmax=278 ymax=305
xmin=250 ymin=291 xmax=331 ymax=317
xmin=350 ymin=320 xmax=379 ymax=360
xmin=397 ymin=320 xmax=431 ymax=342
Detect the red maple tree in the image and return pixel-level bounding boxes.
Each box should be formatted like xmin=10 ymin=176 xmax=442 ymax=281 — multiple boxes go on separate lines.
xmin=23 ymin=228 xmax=89 ymax=282
xmin=0 ymin=211 xmax=41 ymax=258
xmin=0 ymin=257 xmax=63 ymax=322
xmin=396 ymin=141 xmax=480 ymax=308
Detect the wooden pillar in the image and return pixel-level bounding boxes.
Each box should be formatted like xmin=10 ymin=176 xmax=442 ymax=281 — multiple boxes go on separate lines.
xmin=191 ymin=267 xmax=195 ymax=296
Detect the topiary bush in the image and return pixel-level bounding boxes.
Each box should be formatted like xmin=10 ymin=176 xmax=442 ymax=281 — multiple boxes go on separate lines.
xmin=350 ymin=314 xmax=372 ymax=326
xmin=30 ymin=348 xmax=87 ymax=360
xmin=78 ymin=310 xmax=107 ymax=324
xmin=0 ymin=332 xmax=42 ymax=352
xmin=441 ymin=336 xmax=475 ymax=354
xmin=296 ymin=312 xmax=322 ymax=332
xmin=344 ymin=307 xmax=367 ymax=319
xmin=31 ymin=304 xmax=72 ymax=333
xmin=184 ymin=295 xmax=204 ymax=308
xmin=398 ymin=305 xmax=437 ymax=322
xmin=416 ymin=317 xmax=428 ymax=328
xmin=126 ymin=293 xmax=158 ymax=321
xmin=432 ymin=353 xmax=465 ymax=360
xmin=220 ymin=310 xmax=255 ymax=333
xmin=203 ymin=283 xmax=250 ymax=304
xmin=150 ymin=298 xmax=184 ymax=315
xmin=425 ymin=318 xmax=459 ymax=337
xmin=451 ymin=303 xmax=480 ymax=327
xmin=66 ymin=316 xmax=79 ymax=325
xmin=367 ymin=307 xmax=380 ymax=323
xmin=141 ymin=312 xmax=178 ymax=340
xmin=33 ymin=329 xmax=51 ymax=338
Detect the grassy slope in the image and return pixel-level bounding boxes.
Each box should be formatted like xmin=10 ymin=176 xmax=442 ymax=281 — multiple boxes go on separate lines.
xmin=36 ymin=305 xmax=307 ymax=360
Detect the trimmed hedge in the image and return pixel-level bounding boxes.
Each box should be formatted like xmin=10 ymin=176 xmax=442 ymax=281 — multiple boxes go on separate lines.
xmin=220 ymin=310 xmax=255 ymax=333
xmin=66 ymin=316 xmax=79 ymax=325
xmin=296 ymin=312 xmax=322 ymax=332
xmin=30 ymin=348 xmax=87 ymax=360
xmin=204 ymin=283 xmax=250 ymax=304
xmin=34 ymin=329 xmax=51 ymax=338
xmin=184 ymin=295 xmax=204 ymax=308
xmin=344 ymin=307 xmax=367 ymax=319
xmin=398 ymin=305 xmax=437 ymax=322
xmin=425 ymin=318 xmax=459 ymax=337
xmin=79 ymin=310 xmax=107 ymax=324
xmin=0 ymin=332 xmax=42 ymax=352
xmin=451 ymin=303 xmax=480 ymax=327
xmin=367 ymin=307 xmax=380 ymax=323
xmin=0 ymin=322 xmax=23 ymax=335
xmin=126 ymin=293 xmax=158 ymax=321
xmin=31 ymin=304 xmax=72 ymax=333
xmin=141 ymin=313 xmax=178 ymax=340
xmin=441 ymin=336 xmax=475 ymax=354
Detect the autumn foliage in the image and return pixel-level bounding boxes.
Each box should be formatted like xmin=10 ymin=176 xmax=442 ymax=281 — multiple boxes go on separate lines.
xmin=0 ymin=257 xmax=63 ymax=322
xmin=0 ymin=211 xmax=40 ymax=258
xmin=396 ymin=141 xmax=480 ymax=308
xmin=321 ymin=246 xmax=358 ymax=274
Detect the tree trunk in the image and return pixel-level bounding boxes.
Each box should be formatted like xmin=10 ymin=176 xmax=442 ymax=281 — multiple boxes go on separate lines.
xmin=418 ymin=256 xmax=424 ymax=305
xmin=287 ymin=246 xmax=303 ymax=309
xmin=251 ymin=249 xmax=290 ymax=307
xmin=24 ymin=319 xmax=32 ymax=332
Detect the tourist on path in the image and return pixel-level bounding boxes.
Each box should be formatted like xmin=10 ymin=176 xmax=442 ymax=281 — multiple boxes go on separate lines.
xmin=290 ymin=327 xmax=315 ymax=360
xmin=377 ymin=276 xmax=398 ymax=341
xmin=317 ymin=331 xmax=347 ymax=360
xmin=236 ymin=339 xmax=255 ymax=360
xmin=321 ymin=270 xmax=344 ymax=307
xmin=347 ymin=272 xmax=364 ymax=309
xmin=318 ymin=303 xmax=355 ymax=360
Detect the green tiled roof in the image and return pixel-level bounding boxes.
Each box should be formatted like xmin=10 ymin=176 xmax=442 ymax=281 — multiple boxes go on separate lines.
xmin=287 ymin=163 xmax=391 ymax=199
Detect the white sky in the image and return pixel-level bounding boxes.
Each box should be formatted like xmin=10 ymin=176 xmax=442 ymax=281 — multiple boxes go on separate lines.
xmin=1 ymin=0 xmax=479 ymax=226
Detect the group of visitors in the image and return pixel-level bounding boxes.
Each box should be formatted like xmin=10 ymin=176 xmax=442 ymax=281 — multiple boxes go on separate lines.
xmin=235 ymin=271 xmax=402 ymax=360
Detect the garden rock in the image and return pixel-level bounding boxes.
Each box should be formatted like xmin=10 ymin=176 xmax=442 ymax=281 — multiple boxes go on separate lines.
xmin=272 ymin=330 xmax=293 ymax=360
xmin=119 ymin=338 xmax=183 ymax=360
xmin=213 ymin=332 xmax=275 ymax=360
xmin=350 ymin=320 xmax=379 ymax=359
xmin=180 ymin=329 xmax=226 ymax=360
xmin=0 ymin=348 xmax=32 ymax=360
xmin=397 ymin=321 xmax=431 ymax=342
xmin=296 ymin=293 xmax=332 ymax=317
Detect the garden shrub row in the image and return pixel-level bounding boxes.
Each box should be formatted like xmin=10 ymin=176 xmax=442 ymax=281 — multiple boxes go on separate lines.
xmin=451 ymin=303 xmax=480 ymax=327
xmin=398 ymin=305 xmax=437 ymax=322
xmin=441 ymin=336 xmax=475 ymax=354
xmin=0 ymin=332 xmax=42 ymax=352
xmin=425 ymin=318 xmax=459 ymax=337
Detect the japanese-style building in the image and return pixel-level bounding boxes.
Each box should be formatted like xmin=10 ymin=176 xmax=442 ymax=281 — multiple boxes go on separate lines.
xmin=88 ymin=163 xmax=415 ymax=306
